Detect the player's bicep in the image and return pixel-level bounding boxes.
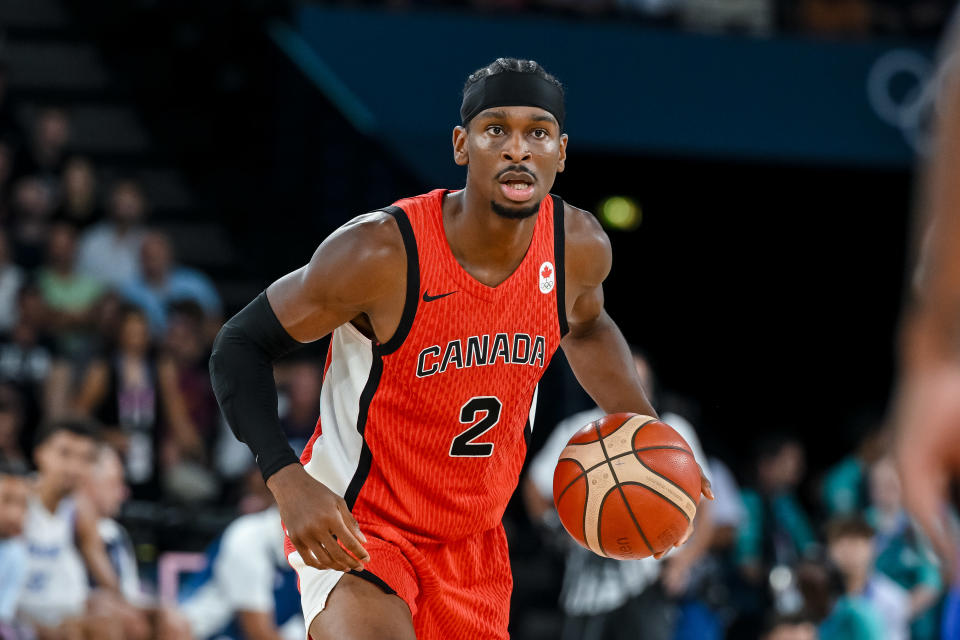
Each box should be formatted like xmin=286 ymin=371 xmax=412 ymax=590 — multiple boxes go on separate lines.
xmin=562 ymin=204 xmax=612 ymax=337
xmin=267 ymin=213 xmax=404 ymax=343
xmin=565 ymin=283 xmax=606 ymax=338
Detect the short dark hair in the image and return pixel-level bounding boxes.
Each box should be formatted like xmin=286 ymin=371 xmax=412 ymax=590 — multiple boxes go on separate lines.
xmin=34 ymin=418 xmax=101 ymax=448
xmin=462 ymin=58 xmax=563 ymax=101
xmin=754 ymin=432 xmax=800 ymax=463
xmin=825 ymin=514 xmax=875 ymax=542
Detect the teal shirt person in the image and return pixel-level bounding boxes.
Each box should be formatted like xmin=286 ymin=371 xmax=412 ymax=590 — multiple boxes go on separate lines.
xmin=822 ymin=455 xmax=866 ymax=516
xmin=735 ymin=489 xmax=817 ymax=568
xmin=868 ymin=508 xmax=942 ymax=639
xmin=820 ymin=595 xmax=886 ymax=640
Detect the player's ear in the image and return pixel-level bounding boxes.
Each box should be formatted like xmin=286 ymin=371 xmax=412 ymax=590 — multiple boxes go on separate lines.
xmin=557 ymin=133 xmax=568 ymax=174
xmin=453 ymin=125 xmax=469 ymax=166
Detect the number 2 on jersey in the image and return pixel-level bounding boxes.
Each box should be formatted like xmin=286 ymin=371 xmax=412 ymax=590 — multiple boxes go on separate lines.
xmin=449 ymin=396 xmax=502 ymax=457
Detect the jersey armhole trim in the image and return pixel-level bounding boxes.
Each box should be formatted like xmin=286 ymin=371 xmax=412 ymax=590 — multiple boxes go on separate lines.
xmin=551 ymin=194 xmax=569 ymax=338
xmin=377 ymin=205 xmax=420 ymax=355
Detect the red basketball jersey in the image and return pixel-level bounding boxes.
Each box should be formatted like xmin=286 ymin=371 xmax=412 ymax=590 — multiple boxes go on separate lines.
xmin=296 ymin=188 xmax=567 ymax=543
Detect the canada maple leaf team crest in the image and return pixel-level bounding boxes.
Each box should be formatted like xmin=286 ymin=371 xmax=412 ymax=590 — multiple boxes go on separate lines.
xmin=538 ymin=261 xmax=555 ymax=294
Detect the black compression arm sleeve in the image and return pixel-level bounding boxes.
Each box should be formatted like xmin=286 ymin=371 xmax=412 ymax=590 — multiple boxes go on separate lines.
xmin=209 ymin=291 xmax=303 ymax=481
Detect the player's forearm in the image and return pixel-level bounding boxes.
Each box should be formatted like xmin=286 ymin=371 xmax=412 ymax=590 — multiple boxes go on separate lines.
xmin=83 ymin=542 xmax=120 ymax=592
xmin=209 ymin=292 xmax=302 ymax=480
xmin=561 ymin=310 xmax=656 ymax=416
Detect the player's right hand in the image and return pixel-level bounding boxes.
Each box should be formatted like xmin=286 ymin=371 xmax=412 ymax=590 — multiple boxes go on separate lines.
xmin=267 ymin=464 xmax=370 ymax=572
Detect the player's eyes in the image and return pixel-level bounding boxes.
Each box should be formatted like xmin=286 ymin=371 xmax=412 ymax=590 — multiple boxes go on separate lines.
xmin=531 ymin=129 xmax=548 ymax=139
xmin=487 ymin=125 xmax=504 ymax=135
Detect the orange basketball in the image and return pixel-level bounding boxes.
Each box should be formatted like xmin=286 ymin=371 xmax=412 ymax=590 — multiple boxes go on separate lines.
xmin=552 ymin=413 xmax=701 ymax=559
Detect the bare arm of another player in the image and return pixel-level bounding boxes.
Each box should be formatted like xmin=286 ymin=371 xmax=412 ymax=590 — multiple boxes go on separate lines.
xmin=559 ymin=205 xmax=714 ymax=555
xmin=894 ymin=32 xmax=960 ymax=566
xmin=211 ymin=212 xmax=407 ymax=574
xmin=74 ymin=493 xmax=119 ymax=593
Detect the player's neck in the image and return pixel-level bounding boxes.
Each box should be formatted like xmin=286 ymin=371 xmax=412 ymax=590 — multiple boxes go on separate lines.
xmin=444 ymin=186 xmax=538 ymax=267
xmin=34 ymin=476 xmax=67 ymax=513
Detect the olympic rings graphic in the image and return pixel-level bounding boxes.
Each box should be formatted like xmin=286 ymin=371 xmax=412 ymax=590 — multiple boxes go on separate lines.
xmin=867 ymin=48 xmax=959 ymax=156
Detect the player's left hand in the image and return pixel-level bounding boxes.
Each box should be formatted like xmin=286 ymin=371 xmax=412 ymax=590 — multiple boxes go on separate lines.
xmin=653 ymin=464 xmax=713 ymax=560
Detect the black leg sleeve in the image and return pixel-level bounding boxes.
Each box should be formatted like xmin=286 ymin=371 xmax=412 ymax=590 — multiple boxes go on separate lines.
xmin=209 ymin=291 xmax=304 ymax=481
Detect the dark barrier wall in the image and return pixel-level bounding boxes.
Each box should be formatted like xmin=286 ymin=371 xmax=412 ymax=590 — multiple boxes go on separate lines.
xmin=287 ymin=5 xmax=936 ymax=186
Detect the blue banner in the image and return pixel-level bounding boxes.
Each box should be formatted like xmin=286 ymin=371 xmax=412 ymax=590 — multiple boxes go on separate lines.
xmin=284 ymin=6 xmax=936 ymax=185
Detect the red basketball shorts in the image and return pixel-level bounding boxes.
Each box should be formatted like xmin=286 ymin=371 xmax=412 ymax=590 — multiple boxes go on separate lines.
xmin=287 ymin=522 xmax=513 ymax=640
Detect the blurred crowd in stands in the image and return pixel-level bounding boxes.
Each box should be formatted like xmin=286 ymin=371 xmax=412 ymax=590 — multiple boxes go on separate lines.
xmin=518 ymin=352 xmax=954 ymax=640
xmin=330 ymin=0 xmax=954 ymax=38
xmin=0 ymin=57 xmax=321 ymax=639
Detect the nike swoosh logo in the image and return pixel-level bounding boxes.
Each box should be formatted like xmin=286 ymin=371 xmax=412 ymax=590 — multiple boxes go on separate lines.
xmin=422 ymin=290 xmax=457 ymax=302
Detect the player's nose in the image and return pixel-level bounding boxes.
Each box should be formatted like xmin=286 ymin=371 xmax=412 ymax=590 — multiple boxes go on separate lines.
xmin=501 ymin=132 xmax=531 ymax=163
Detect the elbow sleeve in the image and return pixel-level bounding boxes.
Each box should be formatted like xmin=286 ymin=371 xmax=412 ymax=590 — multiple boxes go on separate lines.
xmin=209 ymin=292 xmax=302 ymax=480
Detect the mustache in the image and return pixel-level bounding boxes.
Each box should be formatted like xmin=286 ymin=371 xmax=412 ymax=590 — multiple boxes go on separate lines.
xmin=495 ymin=165 xmax=537 ymax=182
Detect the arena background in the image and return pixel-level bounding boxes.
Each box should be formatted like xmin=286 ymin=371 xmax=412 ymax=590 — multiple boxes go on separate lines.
xmin=0 ymin=0 xmax=952 ymax=638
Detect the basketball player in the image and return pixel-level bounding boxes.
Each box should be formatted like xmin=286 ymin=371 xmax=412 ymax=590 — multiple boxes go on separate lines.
xmin=19 ymin=419 xmax=110 ymax=630
xmin=210 ymin=58 xmax=713 ymax=640
xmin=893 ymin=21 xmax=960 ymax=570
xmin=0 ymin=462 xmax=29 ymax=627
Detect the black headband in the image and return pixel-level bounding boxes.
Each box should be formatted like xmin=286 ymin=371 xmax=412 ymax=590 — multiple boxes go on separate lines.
xmin=460 ymin=70 xmax=565 ymax=131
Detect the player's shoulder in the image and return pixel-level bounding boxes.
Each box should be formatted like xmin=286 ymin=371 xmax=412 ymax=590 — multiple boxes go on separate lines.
xmin=305 ymin=208 xmax=406 ymax=288
xmin=560 ymin=199 xmax=612 ymax=286
xmin=331 ymin=209 xmax=405 ymax=260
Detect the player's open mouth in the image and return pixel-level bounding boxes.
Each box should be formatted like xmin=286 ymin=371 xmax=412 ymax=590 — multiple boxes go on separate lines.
xmin=499 ymin=180 xmax=535 ymax=202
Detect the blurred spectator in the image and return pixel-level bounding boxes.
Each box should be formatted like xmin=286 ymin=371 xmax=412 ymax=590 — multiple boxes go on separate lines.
xmin=37 ymin=223 xmax=104 ymax=359
xmin=120 ymin=231 xmax=222 ymax=336
xmin=53 ymin=156 xmax=102 ymax=232
xmin=0 ymin=462 xmax=29 ymax=627
xmin=8 ymin=176 xmax=56 ymax=270
xmin=0 ymin=388 xmax=28 ymax=474
xmin=276 ymin=359 xmax=323 ymax=456
xmin=824 ymin=515 xmax=908 ymax=640
xmin=74 ymin=304 xmax=212 ymax=502
xmin=82 ymin=443 xmax=194 ymax=640
xmin=73 ymin=305 xmax=164 ymax=498
xmin=524 ymin=351 xmax=712 ymax=640
xmin=735 ymin=435 xmax=817 ymax=574
xmin=760 ymin=612 xmax=818 ymax=640
xmin=0 ymin=283 xmax=60 ymax=434
xmin=18 ymin=419 xmax=123 ymax=635
xmin=732 ymin=434 xmax=816 ymax=635
xmin=12 ymin=108 xmax=70 ymax=185
xmin=162 ymin=301 xmax=219 ymax=452
xmin=83 ymin=444 xmax=140 ymax=603
xmin=181 ymin=466 xmax=304 ymax=640
xmin=866 ymin=456 xmax=942 ymax=639
xmin=77 ymin=179 xmax=148 ymax=288
xmin=821 ymin=427 xmax=889 ymax=517
xmin=0 ymin=228 xmax=25 ymax=332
